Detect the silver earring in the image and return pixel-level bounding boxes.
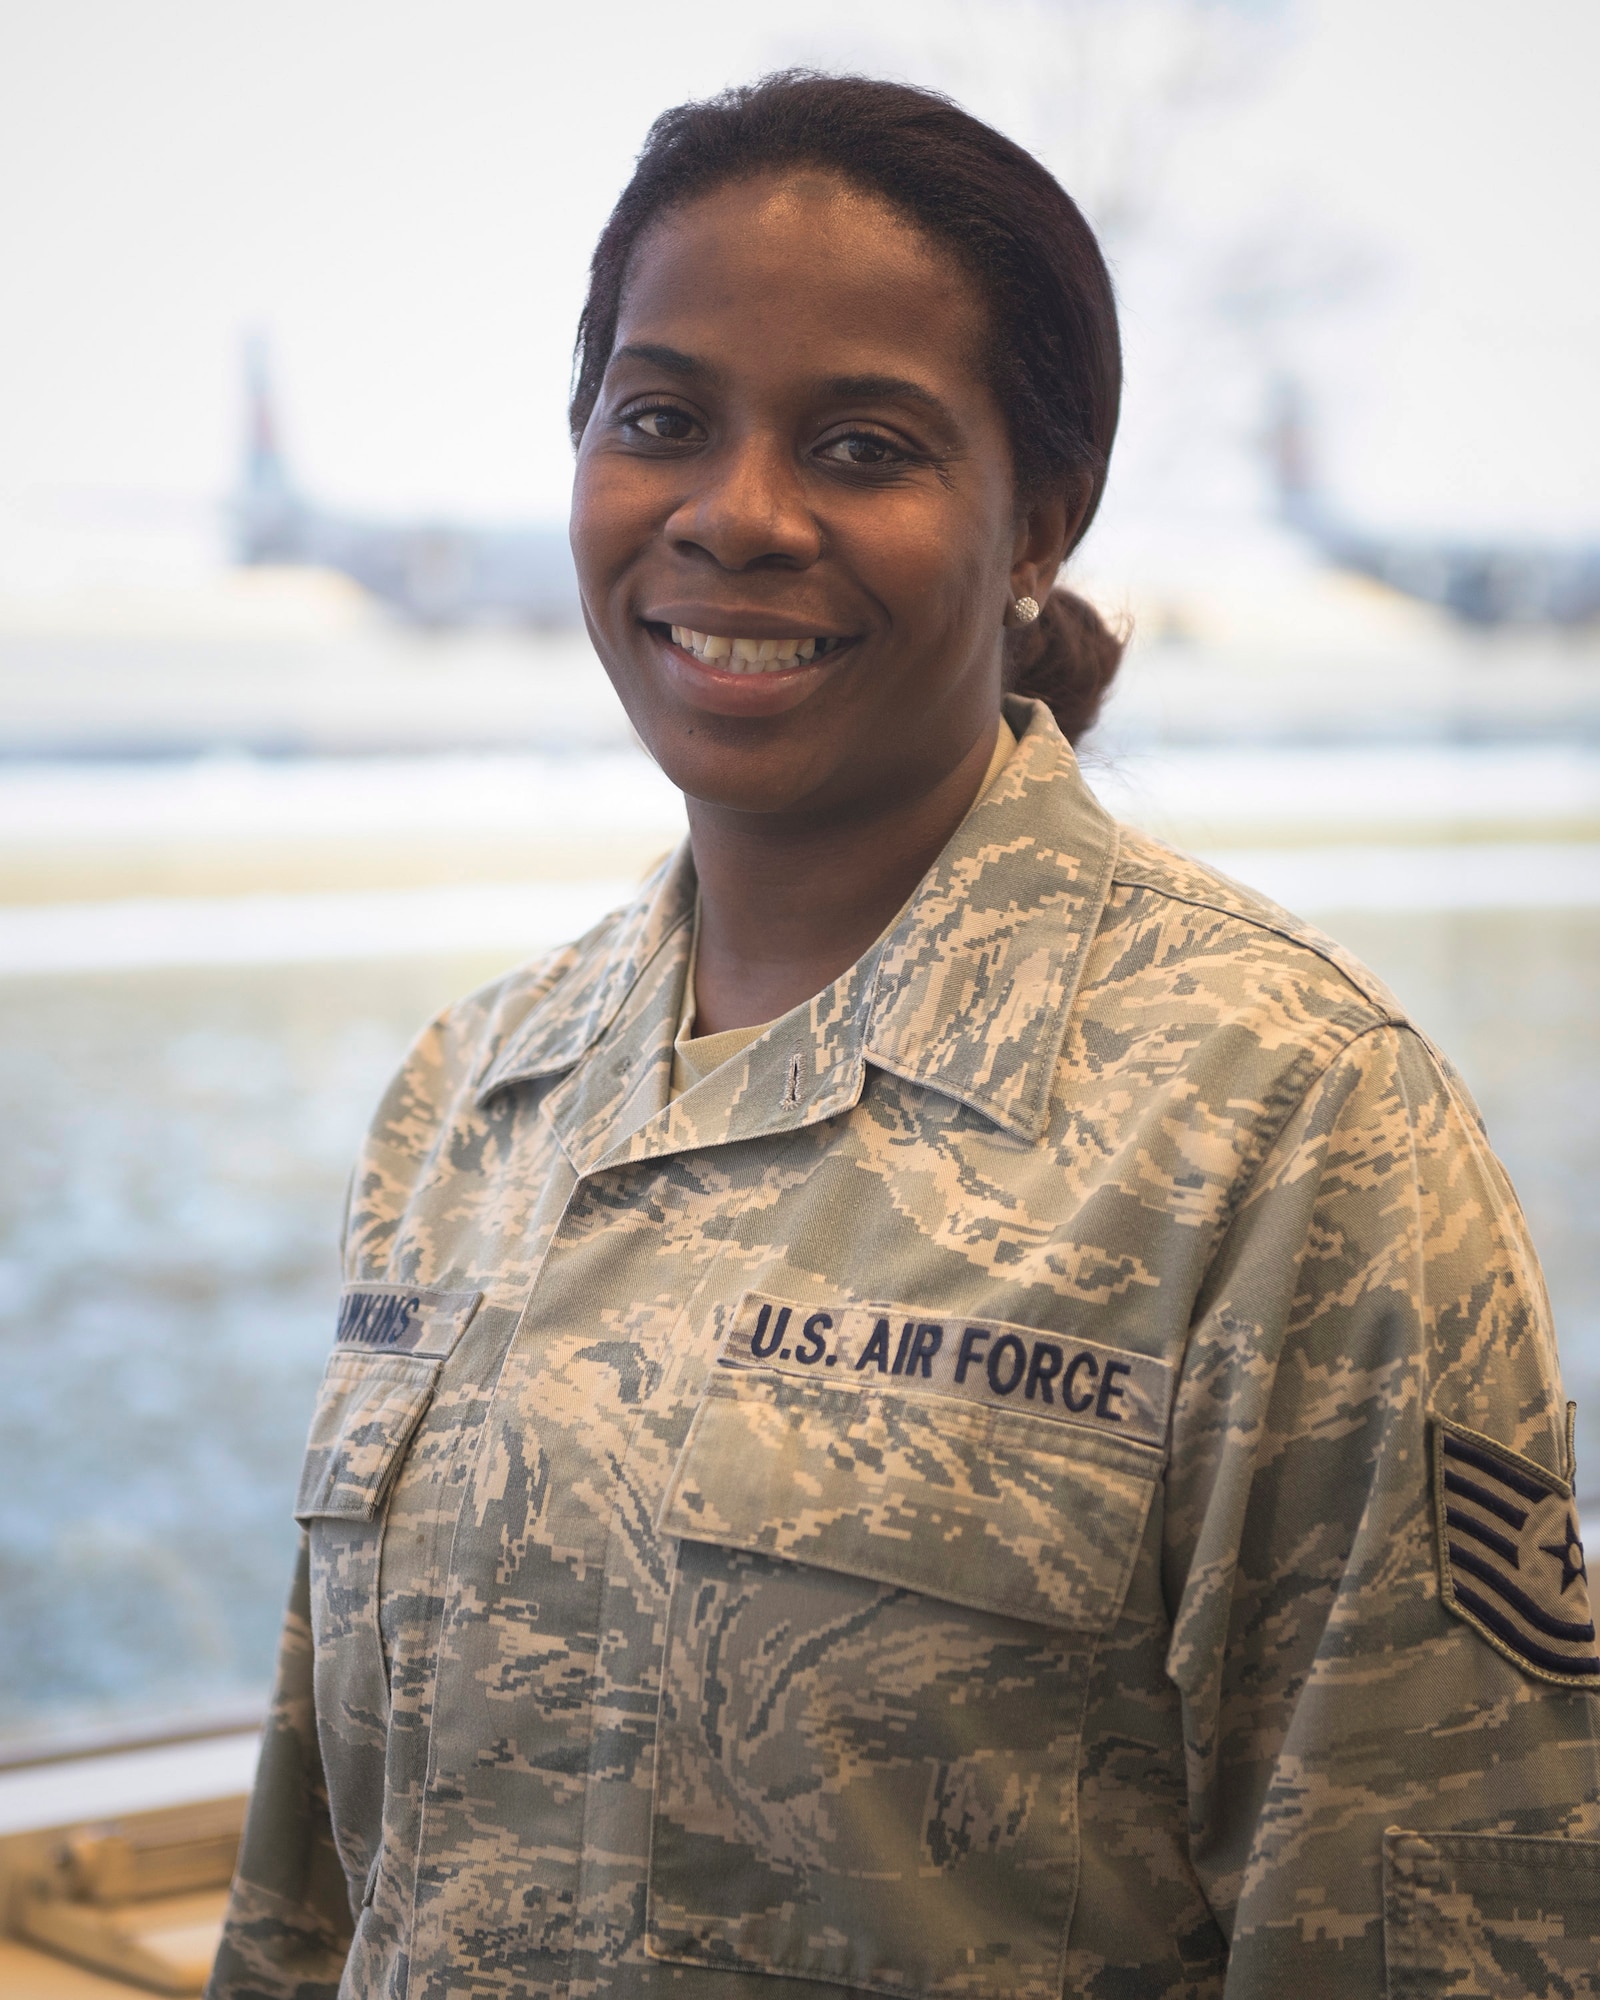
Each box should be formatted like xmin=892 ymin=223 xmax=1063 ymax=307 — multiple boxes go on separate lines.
xmin=1009 ymin=595 xmax=1041 ymax=627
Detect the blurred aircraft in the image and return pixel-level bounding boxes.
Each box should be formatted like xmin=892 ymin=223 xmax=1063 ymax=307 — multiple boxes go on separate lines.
xmin=1271 ymin=380 xmax=1600 ymax=627
xmin=232 ymin=341 xmax=582 ymax=626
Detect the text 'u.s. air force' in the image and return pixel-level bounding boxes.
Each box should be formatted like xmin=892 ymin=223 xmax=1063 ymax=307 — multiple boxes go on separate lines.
xmin=718 ymin=1292 xmax=1172 ymax=1447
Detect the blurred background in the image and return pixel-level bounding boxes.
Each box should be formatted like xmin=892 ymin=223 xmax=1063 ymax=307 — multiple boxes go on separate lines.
xmin=1 ymin=0 xmax=1596 ymax=1757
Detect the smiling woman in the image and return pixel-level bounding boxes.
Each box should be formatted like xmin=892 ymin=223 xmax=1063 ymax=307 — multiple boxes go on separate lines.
xmin=209 ymin=73 xmax=1600 ymax=2000
xmin=566 ymin=96 xmax=1122 ymax=1036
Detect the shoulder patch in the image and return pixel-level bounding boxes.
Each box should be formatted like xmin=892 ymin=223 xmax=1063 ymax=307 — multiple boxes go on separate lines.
xmin=1432 ymin=1416 xmax=1599 ymax=1690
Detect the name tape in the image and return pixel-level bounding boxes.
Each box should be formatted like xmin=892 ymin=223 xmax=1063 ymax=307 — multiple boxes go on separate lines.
xmin=718 ymin=1292 xmax=1172 ymax=1446
xmin=335 ymin=1284 xmax=482 ymax=1359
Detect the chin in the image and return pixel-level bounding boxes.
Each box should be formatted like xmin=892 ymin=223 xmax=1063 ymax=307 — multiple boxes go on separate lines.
xmin=646 ymin=719 xmax=844 ymax=820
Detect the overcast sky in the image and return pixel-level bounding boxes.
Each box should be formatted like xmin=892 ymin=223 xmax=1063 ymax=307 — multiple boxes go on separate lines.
xmin=1 ymin=0 xmax=1595 ymax=566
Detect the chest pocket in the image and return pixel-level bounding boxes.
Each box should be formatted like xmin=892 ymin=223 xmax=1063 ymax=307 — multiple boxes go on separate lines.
xmin=294 ymin=1284 xmax=482 ymax=1523
xmin=647 ymin=1350 xmax=1164 ymax=2000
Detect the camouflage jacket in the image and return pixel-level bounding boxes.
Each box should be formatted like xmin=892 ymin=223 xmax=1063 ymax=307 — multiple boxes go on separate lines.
xmin=211 ymin=697 xmax=1600 ymax=2000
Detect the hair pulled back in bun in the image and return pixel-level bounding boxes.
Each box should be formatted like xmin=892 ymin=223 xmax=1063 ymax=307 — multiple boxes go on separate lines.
xmin=571 ymin=72 xmax=1127 ymax=744
xmin=1005 ymin=589 xmax=1127 ymax=744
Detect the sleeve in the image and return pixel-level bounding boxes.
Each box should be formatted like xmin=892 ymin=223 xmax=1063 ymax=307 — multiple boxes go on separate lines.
xmin=206 ymin=1535 xmax=354 ymax=2000
xmin=1163 ymin=1021 xmax=1600 ymax=1995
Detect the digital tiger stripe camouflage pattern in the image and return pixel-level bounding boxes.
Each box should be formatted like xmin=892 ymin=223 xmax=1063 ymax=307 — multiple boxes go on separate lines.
xmin=210 ymin=698 xmax=1600 ymax=2000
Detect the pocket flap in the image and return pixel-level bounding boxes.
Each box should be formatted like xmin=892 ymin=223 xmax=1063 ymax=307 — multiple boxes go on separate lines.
xmin=294 ymin=1350 xmax=442 ymax=1522
xmin=658 ymin=1365 xmax=1160 ymax=1632
xmin=1384 ymin=1827 xmax=1600 ymax=1995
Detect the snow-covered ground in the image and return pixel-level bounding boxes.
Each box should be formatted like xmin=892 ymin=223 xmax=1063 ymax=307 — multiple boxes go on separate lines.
xmin=0 ymin=747 xmax=684 ymax=847
xmin=0 ymin=844 xmax=1595 ymax=977
xmin=2 ymin=735 xmax=1595 ymax=848
xmin=0 ymin=737 xmax=1593 ymax=972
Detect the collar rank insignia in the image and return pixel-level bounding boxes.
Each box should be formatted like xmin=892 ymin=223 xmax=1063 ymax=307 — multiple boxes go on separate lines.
xmin=1432 ymin=1416 xmax=1599 ymax=1691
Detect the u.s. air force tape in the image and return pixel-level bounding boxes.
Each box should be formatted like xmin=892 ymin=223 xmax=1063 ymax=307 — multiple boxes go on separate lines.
xmin=718 ymin=1292 xmax=1173 ymax=1448
xmin=334 ymin=1282 xmax=482 ymax=1359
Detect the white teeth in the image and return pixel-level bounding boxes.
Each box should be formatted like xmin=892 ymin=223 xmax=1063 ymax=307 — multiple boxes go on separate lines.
xmin=669 ymin=626 xmax=835 ymax=672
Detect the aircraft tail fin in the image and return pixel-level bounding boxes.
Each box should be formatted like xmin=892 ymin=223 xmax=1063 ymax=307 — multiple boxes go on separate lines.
xmin=1266 ymin=375 xmax=1319 ymax=530
xmin=234 ymin=333 xmax=302 ymax=560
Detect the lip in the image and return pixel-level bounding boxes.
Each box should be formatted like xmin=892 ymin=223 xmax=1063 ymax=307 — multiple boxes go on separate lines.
xmin=643 ymin=620 xmax=860 ymax=719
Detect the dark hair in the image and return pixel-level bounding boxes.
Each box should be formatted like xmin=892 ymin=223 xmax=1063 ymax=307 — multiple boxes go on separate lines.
xmin=570 ymin=71 xmax=1127 ymax=743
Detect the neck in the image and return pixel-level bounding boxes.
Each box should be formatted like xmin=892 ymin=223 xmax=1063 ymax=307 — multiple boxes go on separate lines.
xmin=685 ymin=719 xmax=1001 ymax=1037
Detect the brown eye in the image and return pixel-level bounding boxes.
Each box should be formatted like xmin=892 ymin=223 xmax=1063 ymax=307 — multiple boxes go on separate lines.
xmin=630 ymin=406 xmax=699 ymax=442
xmin=818 ymin=431 xmax=903 ymax=467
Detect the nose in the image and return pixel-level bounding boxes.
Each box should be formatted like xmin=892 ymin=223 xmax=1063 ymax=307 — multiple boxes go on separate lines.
xmin=664 ymin=431 xmax=822 ymax=572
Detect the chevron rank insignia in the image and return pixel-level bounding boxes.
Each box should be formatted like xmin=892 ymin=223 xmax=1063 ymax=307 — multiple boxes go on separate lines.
xmin=1433 ymin=1416 xmax=1599 ymax=1690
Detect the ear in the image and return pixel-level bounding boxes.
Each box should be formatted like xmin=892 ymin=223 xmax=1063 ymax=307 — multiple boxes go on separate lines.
xmin=1008 ymin=480 xmax=1089 ymax=607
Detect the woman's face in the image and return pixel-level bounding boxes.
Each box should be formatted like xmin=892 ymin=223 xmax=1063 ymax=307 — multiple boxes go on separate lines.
xmin=570 ymin=170 xmax=1066 ymax=822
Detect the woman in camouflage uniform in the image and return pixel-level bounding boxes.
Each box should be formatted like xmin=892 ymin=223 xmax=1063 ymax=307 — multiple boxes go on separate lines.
xmin=213 ymin=74 xmax=1600 ymax=2000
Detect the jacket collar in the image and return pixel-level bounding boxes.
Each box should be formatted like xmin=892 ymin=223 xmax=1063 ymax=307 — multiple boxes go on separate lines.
xmin=475 ymin=698 xmax=1118 ymax=1164
xmin=474 ymin=843 xmax=697 ymax=1094
xmin=859 ymin=697 xmax=1118 ymax=1139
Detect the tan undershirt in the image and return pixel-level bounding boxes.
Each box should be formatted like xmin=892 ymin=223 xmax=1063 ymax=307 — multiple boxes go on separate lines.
xmin=670 ymin=717 xmax=1018 ymax=1099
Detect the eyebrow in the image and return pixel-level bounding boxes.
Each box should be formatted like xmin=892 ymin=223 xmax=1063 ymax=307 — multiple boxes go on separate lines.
xmin=823 ymin=373 xmax=957 ymax=427
xmin=611 ymin=342 xmax=715 ymax=381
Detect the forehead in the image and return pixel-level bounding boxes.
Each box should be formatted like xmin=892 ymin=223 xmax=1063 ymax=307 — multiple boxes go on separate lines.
xmin=614 ymin=170 xmax=989 ymax=390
